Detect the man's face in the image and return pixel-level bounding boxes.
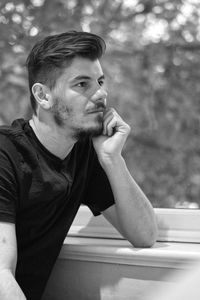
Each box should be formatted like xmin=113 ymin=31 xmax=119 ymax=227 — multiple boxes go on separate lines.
xmin=50 ymin=57 xmax=107 ymax=139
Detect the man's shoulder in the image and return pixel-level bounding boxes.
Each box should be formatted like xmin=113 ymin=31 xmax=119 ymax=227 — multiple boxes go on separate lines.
xmin=0 ymin=118 xmax=27 ymax=135
xmin=0 ymin=128 xmax=16 ymax=152
xmin=0 ymin=118 xmax=27 ymax=150
xmin=0 ymin=129 xmax=20 ymax=172
xmin=0 ymin=119 xmax=38 ymax=167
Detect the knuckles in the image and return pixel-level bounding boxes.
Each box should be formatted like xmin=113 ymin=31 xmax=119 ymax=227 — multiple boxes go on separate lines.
xmin=104 ymin=107 xmax=131 ymax=135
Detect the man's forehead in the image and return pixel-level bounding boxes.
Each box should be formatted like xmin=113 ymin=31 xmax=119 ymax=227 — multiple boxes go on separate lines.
xmin=63 ymin=57 xmax=104 ymax=80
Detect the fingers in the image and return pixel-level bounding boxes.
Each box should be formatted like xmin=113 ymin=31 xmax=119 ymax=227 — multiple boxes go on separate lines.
xmin=103 ymin=108 xmax=125 ymax=136
xmin=103 ymin=109 xmax=115 ymax=135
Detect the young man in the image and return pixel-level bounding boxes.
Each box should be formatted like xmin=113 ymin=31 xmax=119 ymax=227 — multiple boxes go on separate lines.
xmin=0 ymin=31 xmax=157 ymax=300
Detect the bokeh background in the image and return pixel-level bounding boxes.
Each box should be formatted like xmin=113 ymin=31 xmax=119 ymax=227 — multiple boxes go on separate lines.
xmin=1 ymin=0 xmax=200 ymax=209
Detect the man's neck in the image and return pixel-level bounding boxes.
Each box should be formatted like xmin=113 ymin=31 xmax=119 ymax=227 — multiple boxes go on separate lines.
xmin=29 ymin=116 xmax=75 ymax=160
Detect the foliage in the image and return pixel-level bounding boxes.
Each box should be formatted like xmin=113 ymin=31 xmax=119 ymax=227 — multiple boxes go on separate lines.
xmin=1 ymin=0 xmax=200 ymax=208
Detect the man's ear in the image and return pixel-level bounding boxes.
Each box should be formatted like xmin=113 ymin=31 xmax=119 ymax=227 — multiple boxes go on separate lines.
xmin=32 ymin=83 xmax=52 ymax=110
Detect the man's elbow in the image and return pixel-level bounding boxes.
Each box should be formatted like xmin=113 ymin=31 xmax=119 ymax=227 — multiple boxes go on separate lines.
xmin=129 ymin=227 xmax=158 ymax=248
xmin=135 ymin=235 xmax=157 ymax=248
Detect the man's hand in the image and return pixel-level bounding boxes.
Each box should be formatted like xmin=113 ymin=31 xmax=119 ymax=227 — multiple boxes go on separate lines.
xmin=92 ymin=108 xmax=131 ymax=164
xmin=92 ymin=108 xmax=158 ymax=247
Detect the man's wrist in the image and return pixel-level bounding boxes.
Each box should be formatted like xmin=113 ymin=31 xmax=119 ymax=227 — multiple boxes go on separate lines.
xmin=99 ymin=154 xmax=125 ymax=171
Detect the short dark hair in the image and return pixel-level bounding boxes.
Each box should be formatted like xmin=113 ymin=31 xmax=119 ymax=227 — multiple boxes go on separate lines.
xmin=26 ymin=31 xmax=106 ymax=114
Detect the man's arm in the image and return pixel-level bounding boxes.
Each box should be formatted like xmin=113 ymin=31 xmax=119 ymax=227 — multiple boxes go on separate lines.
xmin=92 ymin=108 xmax=158 ymax=248
xmin=0 ymin=222 xmax=26 ymax=300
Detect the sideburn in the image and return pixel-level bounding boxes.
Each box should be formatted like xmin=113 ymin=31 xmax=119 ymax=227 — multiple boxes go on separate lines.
xmin=51 ymin=98 xmax=71 ymax=127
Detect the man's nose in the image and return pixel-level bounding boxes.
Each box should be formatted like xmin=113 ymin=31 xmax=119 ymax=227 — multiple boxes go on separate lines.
xmin=91 ymin=87 xmax=108 ymax=104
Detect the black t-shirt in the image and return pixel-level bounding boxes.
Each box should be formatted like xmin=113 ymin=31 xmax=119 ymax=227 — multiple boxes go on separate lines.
xmin=0 ymin=119 xmax=115 ymax=300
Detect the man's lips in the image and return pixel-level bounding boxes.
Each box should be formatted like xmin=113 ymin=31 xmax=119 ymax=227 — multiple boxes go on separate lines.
xmin=87 ymin=104 xmax=106 ymax=114
xmin=87 ymin=108 xmax=105 ymax=114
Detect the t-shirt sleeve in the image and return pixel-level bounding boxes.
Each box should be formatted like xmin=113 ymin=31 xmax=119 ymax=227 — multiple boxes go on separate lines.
xmin=82 ymin=144 xmax=115 ymax=216
xmin=0 ymin=137 xmax=18 ymax=223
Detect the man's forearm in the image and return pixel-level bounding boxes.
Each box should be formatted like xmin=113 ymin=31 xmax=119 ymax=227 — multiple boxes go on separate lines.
xmin=92 ymin=108 xmax=157 ymax=247
xmin=0 ymin=269 xmax=26 ymax=300
xmin=102 ymin=156 xmax=158 ymax=247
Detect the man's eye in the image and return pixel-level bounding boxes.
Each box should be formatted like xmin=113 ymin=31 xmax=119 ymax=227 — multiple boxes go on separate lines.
xmin=76 ymin=82 xmax=88 ymax=88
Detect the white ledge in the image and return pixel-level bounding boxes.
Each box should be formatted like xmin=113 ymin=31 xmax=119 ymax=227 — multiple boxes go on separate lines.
xmin=63 ymin=206 xmax=200 ymax=270
xmin=68 ymin=206 xmax=200 ymax=243
xmin=61 ymin=237 xmax=200 ymax=269
xmin=156 ymin=208 xmax=200 ymax=242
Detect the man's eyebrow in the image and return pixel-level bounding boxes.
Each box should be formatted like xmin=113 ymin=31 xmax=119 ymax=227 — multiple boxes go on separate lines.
xmin=71 ymin=75 xmax=91 ymax=81
xmin=71 ymin=74 xmax=105 ymax=82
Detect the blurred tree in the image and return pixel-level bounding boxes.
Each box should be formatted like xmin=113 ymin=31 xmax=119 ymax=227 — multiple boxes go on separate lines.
xmin=1 ymin=0 xmax=200 ymax=208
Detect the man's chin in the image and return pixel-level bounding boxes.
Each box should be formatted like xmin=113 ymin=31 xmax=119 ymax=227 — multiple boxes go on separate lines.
xmin=73 ymin=125 xmax=103 ymax=141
